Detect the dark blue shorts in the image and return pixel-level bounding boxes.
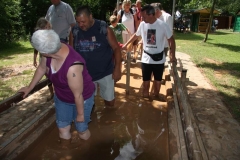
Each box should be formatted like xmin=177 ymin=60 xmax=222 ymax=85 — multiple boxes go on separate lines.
xmin=141 ymin=63 xmax=164 ymax=81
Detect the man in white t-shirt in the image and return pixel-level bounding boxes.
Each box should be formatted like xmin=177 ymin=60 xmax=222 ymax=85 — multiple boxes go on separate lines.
xmin=123 ymin=5 xmax=176 ymax=100
xmin=151 ymin=3 xmax=173 ymax=56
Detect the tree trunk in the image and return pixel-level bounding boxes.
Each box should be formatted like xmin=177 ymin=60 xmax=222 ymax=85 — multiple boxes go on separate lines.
xmin=203 ymin=0 xmax=217 ymax=42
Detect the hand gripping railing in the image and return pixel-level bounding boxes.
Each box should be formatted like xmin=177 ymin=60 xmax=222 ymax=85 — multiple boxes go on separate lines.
xmin=0 ymin=79 xmax=51 ymax=113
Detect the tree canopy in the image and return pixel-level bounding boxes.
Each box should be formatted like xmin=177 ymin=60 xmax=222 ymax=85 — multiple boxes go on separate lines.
xmin=0 ymin=0 xmax=239 ymax=45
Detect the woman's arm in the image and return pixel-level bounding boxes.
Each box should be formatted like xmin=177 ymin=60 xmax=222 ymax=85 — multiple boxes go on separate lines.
xmin=19 ymin=56 xmax=47 ymax=98
xmin=67 ymin=64 xmax=84 ymax=122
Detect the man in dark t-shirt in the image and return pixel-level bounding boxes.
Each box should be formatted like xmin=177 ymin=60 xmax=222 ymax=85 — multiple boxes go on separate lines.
xmin=70 ymin=6 xmax=122 ymax=108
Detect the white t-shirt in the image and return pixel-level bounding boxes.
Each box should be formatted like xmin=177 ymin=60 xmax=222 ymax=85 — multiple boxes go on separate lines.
xmin=159 ymin=12 xmax=173 ymax=47
xmin=136 ymin=19 xmax=172 ymax=64
xmin=118 ymin=10 xmax=135 ymax=34
xmin=175 ymin=10 xmax=181 ymax=19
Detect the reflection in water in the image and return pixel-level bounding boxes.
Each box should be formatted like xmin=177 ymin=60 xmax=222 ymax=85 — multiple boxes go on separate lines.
xmin=18 ymin=100 xmax=168 ymax=160
xmin=114 ymin=104 xmax=167 ymax=160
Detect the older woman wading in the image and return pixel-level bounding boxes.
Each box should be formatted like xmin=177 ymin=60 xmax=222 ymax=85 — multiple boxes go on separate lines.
xmin=18 ymin=30 xmax=95 ymax=149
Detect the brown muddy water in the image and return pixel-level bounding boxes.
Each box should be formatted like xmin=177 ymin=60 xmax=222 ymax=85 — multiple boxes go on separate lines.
xmin=15 ymin=96 xmax=169 ymax=160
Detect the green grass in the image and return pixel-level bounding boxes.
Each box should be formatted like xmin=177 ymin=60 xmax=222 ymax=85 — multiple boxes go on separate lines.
xmin=0 ymin=41 xmax=33 ymax=67
xmin=175 ymin=29 xmax=240 ymax=121
xmin=0 ymin=41 xmax=35 ymax=101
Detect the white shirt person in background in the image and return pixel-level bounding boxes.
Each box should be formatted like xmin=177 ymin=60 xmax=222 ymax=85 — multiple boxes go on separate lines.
xmin=151 ymin=3 xmax=173 ymax=56
xmin=117 ymin=0 xmax=137 ymax=44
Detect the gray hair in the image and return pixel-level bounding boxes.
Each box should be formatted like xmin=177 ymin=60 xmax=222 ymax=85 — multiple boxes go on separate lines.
xmin=31 ymin=30 xmax=61 ymax=54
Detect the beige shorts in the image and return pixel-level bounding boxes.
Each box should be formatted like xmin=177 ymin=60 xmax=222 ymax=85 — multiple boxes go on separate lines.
xmin=94 ymin=74 xmax=115 ymax=101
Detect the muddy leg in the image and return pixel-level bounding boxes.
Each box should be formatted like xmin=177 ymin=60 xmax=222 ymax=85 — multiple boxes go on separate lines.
xmin=79 ymin=129 xmax=91 ymax=140
xmin=143 ymin=81 xmax=150 ymax=98
xmin=153 ymin=80 xmax=161 ymax=97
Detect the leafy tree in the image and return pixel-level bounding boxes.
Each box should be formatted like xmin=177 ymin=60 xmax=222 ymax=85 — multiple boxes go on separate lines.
xmin=1 ymin=0 xmax=239 ymax=46
xmin=0 ymin=0 xmax=24 ymax=45
xmin=20 ymin=0 xmax=51 ymax=36
xmin=182 ymin=0 xmax=240 ymax=15
xmin=216 ymin=0 xmax=240 ymax=15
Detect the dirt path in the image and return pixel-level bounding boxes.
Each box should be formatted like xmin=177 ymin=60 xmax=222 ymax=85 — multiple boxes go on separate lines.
xmin=0 ymin=64 xmax=34 ymax=79
xmin=177 ymin=52 xmax=240 ymax=160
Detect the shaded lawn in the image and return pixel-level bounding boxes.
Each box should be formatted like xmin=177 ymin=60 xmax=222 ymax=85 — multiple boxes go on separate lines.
xmin=0 ymin=41 xmax=35 ymax=101
xmin=175 ymin=29 xmax=240 ymax=121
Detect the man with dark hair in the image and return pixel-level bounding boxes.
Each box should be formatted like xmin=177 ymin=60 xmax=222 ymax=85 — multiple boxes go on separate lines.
xmin=123 ymin=5 xmax=176 ymax=99
xmin=70 ymin=6 xmax=122 ymax=108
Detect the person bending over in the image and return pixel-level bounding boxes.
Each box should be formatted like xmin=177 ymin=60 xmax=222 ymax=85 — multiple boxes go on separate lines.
xmin=19 ymin=30 xmax=95 ymax=148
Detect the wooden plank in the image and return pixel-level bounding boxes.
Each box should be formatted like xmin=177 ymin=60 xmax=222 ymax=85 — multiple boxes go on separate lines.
xmin=0 ymin=79 xmax=51 ymax=113
xmin=0 ymin=104 xmax=55 ymax=158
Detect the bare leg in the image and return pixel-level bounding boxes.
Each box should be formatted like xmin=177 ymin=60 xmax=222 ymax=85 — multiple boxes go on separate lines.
xmin=104 ymin=99 xmax=115 ymax=107
xmin=59 ymin=125 xmax=71 ymax=140
xmin=153 ymin=80 xmax=161 ymax=97
xmin=143 ymin=81 xmax=150 ymax=97
xmin=153 ymin=80 xmax=166 ymax=101
xmin=79 ymin=129 xmax=91 ymax=140
xmin=58 ymin=125 xmax=71 ymax=148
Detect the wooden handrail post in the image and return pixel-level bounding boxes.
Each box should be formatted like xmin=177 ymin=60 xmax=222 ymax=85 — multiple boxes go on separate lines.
xmin=125 ymin=52 xmax=131 ymax=95
xmin=181 ymin=69 xmax=188 ymax=86
xmin=171 ymin=63 xmax=204 ymax=160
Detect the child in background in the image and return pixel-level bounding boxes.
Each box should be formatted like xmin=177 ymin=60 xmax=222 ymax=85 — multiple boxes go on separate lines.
xmin=32 ymin=17 xmax=54 ymax=101
xmin=109 ymin=15 xmax=131 ymax=63
xmin=33 ymin=18 xmax=52 ymax=67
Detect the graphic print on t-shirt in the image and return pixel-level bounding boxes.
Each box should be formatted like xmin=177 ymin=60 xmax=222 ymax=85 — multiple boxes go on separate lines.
xmin=147 ymin=29 xmax=156 ymax=45
xmin=76 ymin=39 xmax=101 ymax=52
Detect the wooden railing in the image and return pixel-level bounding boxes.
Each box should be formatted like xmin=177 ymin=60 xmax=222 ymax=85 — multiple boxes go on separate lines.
xmin=169 ymin=61 xmax=208 ymax=160
xmin=0 ymin=79 xmax=51 ymax=113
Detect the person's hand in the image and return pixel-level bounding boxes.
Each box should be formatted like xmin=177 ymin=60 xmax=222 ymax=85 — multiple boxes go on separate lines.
xmin=33 ymin=61 xmax=37 ymax=68
xmin=18 ymin=87 xmax=31 ymax=98
xmin=113 ymin=67 xmax=122 ymax=82
xmin=76 ymin=114 xmax=84 ymax=122
xmin=122 ymin=44 xmax=127 ymax=50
